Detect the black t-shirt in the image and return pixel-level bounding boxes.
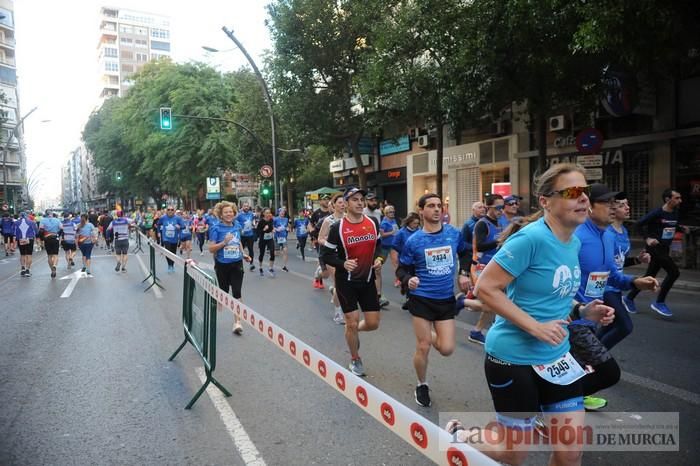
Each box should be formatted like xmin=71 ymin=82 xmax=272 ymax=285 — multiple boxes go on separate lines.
xmin=88 ymin=214 xmax=99 ymax=227
xmin=99 ymin=215 xmax=113 ymax=229
xmin=256 ymin=218 xmax=275 ymax=241
xmin=309 ymin=208 xmax=330 ymax=239
xmin=637 ymin=207 xmax=681 ymax=245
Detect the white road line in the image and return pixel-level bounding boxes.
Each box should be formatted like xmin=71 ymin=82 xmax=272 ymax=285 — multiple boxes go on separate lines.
xmin=136 ymin=254 xmax=163 ymax=299
xmin=621 ymin=371 xmax=700 ymax=406
xmin=195 ymin=368 xmax=266 ymax=466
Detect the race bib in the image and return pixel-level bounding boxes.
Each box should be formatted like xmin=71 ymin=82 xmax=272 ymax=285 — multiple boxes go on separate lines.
xmin=533 ymin=352 xmax=586 ymax=386
xmin=263 ymin=232 xmax=273 ymax=240
xmin=277 ymin=237 xmax=287 ymax=244
xmin=223 ymin=241 xmax=241 ymax=259
xmin=661 ymin=227 xmax=675 ymax=240
xmin=243 ymin=220 xmax=253 ymax=233
xmin=19 ymin=239 xmax=29 ymax=245
xmin=424 ymin=245 xmax=453 ymax=275
xmin=165 ymin=225 xmax=175 ymax=238
xmin=584 ymin=271 xmax=609 ymax=298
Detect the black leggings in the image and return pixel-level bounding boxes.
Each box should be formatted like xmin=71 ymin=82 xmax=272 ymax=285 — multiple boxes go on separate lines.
xmin=597 ymin=291 xmax=634 ymax=350
xmin=259 ymin=238 xmax=275 ymax=263
xmin=196 ymin=233 xmax=206 ymax=252
xmin=242 ymin=236 xmax=255 ymax=262
xmin=163 ymin=242 xmax=178 ymax=266
xmin=628 ymin=243 xmax=679 ymax=303
xmin=297 ymin=236 xmax=307 ymax=260
xmin=583 ymin=358 xmax=621 ymax=396
xmin=215 ymin=260 xmax=244 ymax=298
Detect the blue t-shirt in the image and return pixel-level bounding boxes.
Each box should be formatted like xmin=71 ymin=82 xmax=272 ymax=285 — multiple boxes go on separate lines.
xmin=236 ymin=211 xmax=256 ymax=237
xmin=273 ymin=216 xmax=289 ymax=240
xmin=158 ymin=214 xmax=185 ymax=244
xmin=76 ymin=222 xmax=96 ymax=244
xmin=40 ymin=216 xmax=62 ymax=234
xmin=379 ymin=218 xmax=399 ymax=249
xmin=574 ymin=218 xmax=632 ymax=304
xmin=294 ymin=218 xmax=309 ymax=238
xmin=209 ymin=221 xmax=243 ymax=263
xmin=486 ymin=218 xmax=581 ymax=365
xmin=180 ymin=218 xmax=193 ymax=240
xmin=1 ymin=215 xmax=15 ymax=234
xmin=14 ymin=217 xmax=38 ymax=240
xmin=606 ymin=224 xmax=631 ymax=293
xmin=461 ymin=216 xmax=480 ymax=254
xmin=392 ymin=226 xmax=417 ymax=254
xmin=61 ymin=219 xmax=76 ymax=244
xmin=399 ymin=225 xmax=466 ymax=300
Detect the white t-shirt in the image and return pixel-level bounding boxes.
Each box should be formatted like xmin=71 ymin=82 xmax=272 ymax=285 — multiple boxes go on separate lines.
xmin=363 ymin=207 xmax=382 ymax=224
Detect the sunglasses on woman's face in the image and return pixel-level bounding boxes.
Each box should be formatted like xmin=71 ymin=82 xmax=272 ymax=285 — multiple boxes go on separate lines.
xmin=544 ymin=185 xmax=591 ymax=200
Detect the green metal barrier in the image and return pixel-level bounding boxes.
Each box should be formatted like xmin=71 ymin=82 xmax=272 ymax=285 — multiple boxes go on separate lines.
xmin=141 ymin=240 xmax=165 ymax=292
xmin=168 ymin=262 xmax=231 ymax=409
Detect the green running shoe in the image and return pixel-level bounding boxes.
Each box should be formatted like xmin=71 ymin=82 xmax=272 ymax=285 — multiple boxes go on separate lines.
xmin=583 ymin=395 xmax=607 ymax=411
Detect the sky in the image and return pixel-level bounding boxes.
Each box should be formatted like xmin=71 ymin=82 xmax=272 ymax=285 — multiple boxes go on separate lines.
xmin=14 ymin=0 xmax=272 ymax=203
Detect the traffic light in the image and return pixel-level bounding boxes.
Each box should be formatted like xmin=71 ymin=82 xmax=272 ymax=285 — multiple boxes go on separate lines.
xmin=261 ymin=183 xmax=270 ymax=197
xmin=160 ymin=107 xmax=172 ymax=130
xmin=115 ymin=171 xmax=122 ymax=182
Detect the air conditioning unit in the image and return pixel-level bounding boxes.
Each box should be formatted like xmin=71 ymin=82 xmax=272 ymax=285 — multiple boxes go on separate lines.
xmin=408 ymin=127 xmax=420 ymax=140
xmin=548 ymin=115 xmax=568 ymax=132
xmin=417 ymin=135 xmax=430 ymax=147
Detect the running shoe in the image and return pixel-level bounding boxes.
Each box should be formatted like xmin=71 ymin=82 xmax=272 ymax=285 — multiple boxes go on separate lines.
xmin=401 ymin=300 xmax=410 ymax=311
xmin=115 ymin=263 xmax=121 ymax=272
xmin=333 ymin=309 xmax=345 ymax=325
xmin=200 ymin=251 xmax=204 ymax=256
xmin=313 ymin=279 xmax=320 ymax=289
xmin=468 ymin=330 xmax=485 ymax=345
xmin=259 ymin=268 xmax=264 ymax=277
xmin=81 ymin=266 xmax=86 ymax=273
xmin=651 ymin=302 xmax=673 ymax=317
xmin=51 ymin=266 xmax=56 ymax=278
xmin=25 ymin=270 xmax=31 ymax=277
xmin=329 ymin=285 xmax=335 ymax=296
xmin=348 ymin=358 xmax=365 ymax=376
xmin=379 ymin=296 xmax=390 ymax=308
xmin=583 ymin=395 xmax=607 ymax=411
xmin=250 ymin=265 xmax=256 ymax=272
xmin=232 ymin=322 xmax=243 ymax=335
xmin=533 ymin=415 xmax=549 ymax=438
xmin=282 ymin=266 xmax=289 ymax=272
xmin=86 ymin=269 xmax=91 ymax=276
xmin=121 ymin=267 xmax=127 ymax=273
xmin=70 ymin=259 xmax=75 ymax=267
xmin=20 ymin=269 xmax=26 ymax=277
xmin=415 ymin=384 xmax=431 ymax=407
xmin=268 ymin=268 xmax=275 ymax=278
xmin=318 ymin=279 xmax=324 ymax=289
xmin=622 ymin=296 xmax=637 ymax=314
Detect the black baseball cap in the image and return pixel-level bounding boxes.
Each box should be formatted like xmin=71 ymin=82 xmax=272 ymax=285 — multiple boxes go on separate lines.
xmin=589 ymin=183 xmax=620 ymax=203
xmin=319 ymin=193 xmax=332 ymax=200
xmin=366 ymin=192 xmax=377 ymax=200
xmin=343 ymin=187 xmax=367 ymax=201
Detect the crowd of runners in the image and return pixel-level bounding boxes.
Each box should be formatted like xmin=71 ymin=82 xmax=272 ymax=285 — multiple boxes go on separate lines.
xmin=2 ymin=165 xmax=691 ymax=465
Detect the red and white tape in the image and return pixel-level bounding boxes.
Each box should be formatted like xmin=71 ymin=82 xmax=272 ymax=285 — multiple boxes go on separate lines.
xmin=186 ymin=265 xmax=498 ymax=466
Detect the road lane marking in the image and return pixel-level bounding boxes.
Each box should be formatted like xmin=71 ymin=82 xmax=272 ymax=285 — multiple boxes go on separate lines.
xmin=136 ymin=254 xmax=163 ymax=299
xmin=60 ymin=270 xmax=90 ymax=298
xmin=621 ymin=371 xmax=700 ymax=406
xmin=195 ymin=368 xmax=266 ymax=466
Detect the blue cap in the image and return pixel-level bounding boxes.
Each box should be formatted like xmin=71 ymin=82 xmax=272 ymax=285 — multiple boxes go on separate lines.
xmin=343 ymin=187 xmax=367 ymax=201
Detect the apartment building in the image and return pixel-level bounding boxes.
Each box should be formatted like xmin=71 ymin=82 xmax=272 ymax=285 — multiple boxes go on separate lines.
xmin=97 ymin=6 xmax=171 ymax=99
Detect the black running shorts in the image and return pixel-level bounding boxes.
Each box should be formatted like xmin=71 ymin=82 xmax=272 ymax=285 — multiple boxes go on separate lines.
xmin=484 ymin=353 xmax=583 ymax=420
xmin=335 ymin=278 xmax=379 ymax=313
xmin=62 ymin=241 xmax=76 ymax=251
xmin=407 ymin=294 xmax=456 ymax=321
xmin=18 ymin=239 xmax=34 ymax=256
xmin=114 ymin=239 xmax=129 ymax=255
xmin=44 ymin=236 xmax=60 ymax=255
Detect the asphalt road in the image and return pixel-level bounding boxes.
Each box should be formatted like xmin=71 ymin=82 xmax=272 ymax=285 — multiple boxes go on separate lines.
xmin=0 ymin=239 xmax=698 ymax=465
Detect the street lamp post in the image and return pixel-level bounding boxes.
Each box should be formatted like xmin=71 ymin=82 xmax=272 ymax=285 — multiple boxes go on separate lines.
xmin=218 ymin=26 xmax=281 ymax=211
xmin=2 ymin=106 xmax=38 ymax=212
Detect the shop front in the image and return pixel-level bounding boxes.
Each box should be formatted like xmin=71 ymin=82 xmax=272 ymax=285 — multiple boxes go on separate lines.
xmin=370 ymin=167 xmax=408 ymax=218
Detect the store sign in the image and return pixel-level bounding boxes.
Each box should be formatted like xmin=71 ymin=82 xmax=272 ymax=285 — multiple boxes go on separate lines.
xmin=491 ymin=182 xmax=512 ymax=197
xmin=444 ymin=152 xmax=477 ymax=167
xmin=548 ymin=149 xmax=623 ymax=167
xmin=584 ymin=168 xmax=604 ymax=181
xmin=577 ymin=155 xmax=603 ymax=167
xmin=375 ymin=167 xmax=407 ymax=184
xmin=379 ymin=135 xmax=410 ymax=156
xmin=329 ymin=159 xmax=344 ymax=172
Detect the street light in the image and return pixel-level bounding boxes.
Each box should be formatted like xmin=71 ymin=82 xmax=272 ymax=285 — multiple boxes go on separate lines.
xmin=2 ymin=106 xmax=38 ymax=213
xmin=206 ymin=27 xmax=281 ymax=210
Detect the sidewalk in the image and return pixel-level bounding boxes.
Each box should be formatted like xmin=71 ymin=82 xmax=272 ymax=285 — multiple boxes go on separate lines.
xmin=625 ymin=262 xmax=700 ymax=293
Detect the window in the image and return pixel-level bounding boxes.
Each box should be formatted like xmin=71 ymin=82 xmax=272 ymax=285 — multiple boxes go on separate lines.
xmin=103 ymin=47 xmax=117 ymax=58
xmin=119 ymin=25 xmax=134 ymax=34
xmin=135 ymin=39 xmax=147 ymax=48
xmin=120 ymin=37 xmax=133 ymax=45
xmin=120 ymin=50 xmax=133 ymax=60
xmin=108 ymin=75 xmax=119 ymax=84
xmin=151 ymin=28 xmax=170 ymax=39
xmin=151 ymin=41 xmax=170 ymax=51
xmin=136 ymin=53 xmax=148 ymax=62
xmin=121 ymin=64 xmax=134 ymax=73
xmin=104 ymin=61 xmax=118 ymax=72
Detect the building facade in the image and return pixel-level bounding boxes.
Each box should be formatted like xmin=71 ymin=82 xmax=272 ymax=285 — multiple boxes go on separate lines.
xmin=61 ymin=144 xmax=101 ymax=213
xmin=97 ymin=6 xmax=171 ymax=99
xmin=0 ymin=0 xmax=25 ymax=211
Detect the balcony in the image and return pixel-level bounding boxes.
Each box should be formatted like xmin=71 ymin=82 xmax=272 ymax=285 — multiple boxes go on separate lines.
xmin=0 ymin=34 xmax=15 ymax=49
xmin=0 ymin=55 xmax=15 ymax=67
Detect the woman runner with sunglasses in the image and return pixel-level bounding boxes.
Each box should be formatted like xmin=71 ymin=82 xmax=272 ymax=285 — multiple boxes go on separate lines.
xmin=456 ymin=164 xmax=613 ymax=465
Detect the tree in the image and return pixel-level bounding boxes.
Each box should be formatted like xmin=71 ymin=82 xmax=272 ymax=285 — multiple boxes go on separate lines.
xmin=266 ymin=0 xmax=381 ymax=188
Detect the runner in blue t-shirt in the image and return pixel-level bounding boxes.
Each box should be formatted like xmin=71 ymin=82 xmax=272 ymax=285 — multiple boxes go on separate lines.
xmin=208 ymin=201 xmax=248 ymax=335
xmin=397 ymin=193 xmax=469 ymax=408
xmin=456 ymin=164 xmax=613 ymax=465
xmin=1 ymin=212 xmax=15 ymax=256
xmin=178 ymin=211 xmax=194 ymax=260
xmin=293 ymin=212 xmax=309 ymax=261
xmin=60 ymin=213 xmax=77 ymax=269
xmin=273 ymin=207 xmax=290 ymax=272
xmin=39 ymin=213 xmax=62 ymax=278
xmin=156 ymin=207 xmax=185 ymax=272
xmin=236 ymin=202 xmax=257 ymax=271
